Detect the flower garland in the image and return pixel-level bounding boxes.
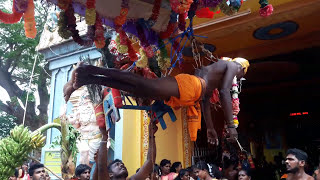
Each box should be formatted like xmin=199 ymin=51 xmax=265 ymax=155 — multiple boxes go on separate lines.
xmin=136 ymin=48 xmax=148 ymax=68
xmin=86 ymin=0 xmax=96 ymax=25
xmin=136 ymin=22 xmax=154 ymax=58
xmin=231 ymin=76 xmax=240 ymax=128
xmin=170 ymin=0 xmax=194 ymax=14
xmin=24 ymin=0 xmax=36 ymax=38
xmin=0 ymin=0 xmax=23 ymax=24
xmin=159 ymin=11 xmax=178 ymax=39
xmin=94 ymin=14 xmax=106 ymax=49
xmin=144 ymin=0 xmax=162 ymax=28
xmin=114 ymin=0 xmax=129 ymax=27
xmin=259 ymin=0 xmax=273 ymax=17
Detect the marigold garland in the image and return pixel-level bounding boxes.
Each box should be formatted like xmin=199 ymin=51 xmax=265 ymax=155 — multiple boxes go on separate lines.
xmin=157 ymin=39 xmax=171 ymax=70
xmin=24 ymin=0 xmax=37 ymax=38
xmin=115 ymin=0 xmax=129 ymax=27
xmin=85 ymin=0 xmax=96 ymax=26
xmin=136 ymin=48 xmax=148 ymax=68
xmin=94 ymin=14 xmax=106 ymax=48
xmin=0 ymin=0 xmax=23 ymax=24
xmin=115 ymin=34 xmax=128 ymax=54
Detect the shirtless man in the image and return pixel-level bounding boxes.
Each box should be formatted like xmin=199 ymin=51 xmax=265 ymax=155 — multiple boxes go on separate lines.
xmin=92 ymin=121 xmax=158 ymax=180
xmin=285 ymin=148 xmax=313 ymax=180
xmin=64 ymin=58 xmax=249 ymax=145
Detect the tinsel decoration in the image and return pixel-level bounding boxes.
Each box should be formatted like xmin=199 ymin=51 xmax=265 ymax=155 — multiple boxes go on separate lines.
xmin=58 ymin=11 xmax=72 ymax=39
xmin=259 ymin=0 xmax=273 ymax=17
xmin=85 ymin=0 xmax=96 ymax=25
xmin=157 ymin=39 xmax=171 ymax=71
xmin=0 ymin=0 xmax=23 ymax=24
xmin=136 ymin=48 xmax=148 ymax=68
xmin=14 ymin=0 xmax=28 ymax=13
xmin=24 ymin=0 xmax=37 ymax=38
xmin=94 ymin=14 xmax=106 ymax=48
xmin=218 ymin=0 xmax=238 ymax=16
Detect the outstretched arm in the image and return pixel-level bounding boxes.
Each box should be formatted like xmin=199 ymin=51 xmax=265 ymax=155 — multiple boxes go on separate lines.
xmin=201 ymin=96 xmax=218 ymax=145
xmin=219 ymin=64 xmax=238 ymax=140
xmin=130 ymin=122 xmax=158 ymax=180
xmin=92 ymin=127 xmax=110 ymax=180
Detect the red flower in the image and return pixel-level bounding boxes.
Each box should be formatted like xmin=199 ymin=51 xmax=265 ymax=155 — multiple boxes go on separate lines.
xmin=259 ymin=4 xmax=273 ymax=17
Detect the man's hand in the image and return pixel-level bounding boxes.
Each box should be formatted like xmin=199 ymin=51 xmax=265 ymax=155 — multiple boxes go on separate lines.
xmin=99 ymin=127 xmax=109 ymax=141
xmin=149 ymin=121 xmax=158 ymax=137
xmin=226 ymin=127 xmax=238 ymax=142
xmin=207 ymin=128 xmax=219 ymax=145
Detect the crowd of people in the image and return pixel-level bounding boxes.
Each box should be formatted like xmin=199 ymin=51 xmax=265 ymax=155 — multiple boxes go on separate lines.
xmin=9 ymin=122 xmax=320 ymax=180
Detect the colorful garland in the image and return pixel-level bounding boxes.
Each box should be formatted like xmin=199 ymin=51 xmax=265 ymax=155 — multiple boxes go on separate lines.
xmin=157 ymin=39 xmax=171 ymax=71
xmin=0 ymin=0 xmax=23 ymax=24
xmin=114 ymin=0 xmax=129 ymax=27
xmin=58 ymin=0 xmax=72 ymax=10
xmin=85 ymin=0 xmax=96 ymax=25
xmin=145 ymin=0 xmax=162 ymax=28
xmin=58 ymin=11 xmax=72 ymax=39
xmin=24 ymin=0 xmax=36 ymax=38
xmin=231 ymin=76 xmax=240 ymax=127
xmin=170 ymin=0 xmax=194 ymax=14
xmin=259 ymin=0 xmax=273 ymax=17
xmin=160 ymin=11 xmax=178 ymax=39
xmin=94 ymin=14 xmax=106 ymax=48
xmin=136 ymin=48 xmax=148 ymax=68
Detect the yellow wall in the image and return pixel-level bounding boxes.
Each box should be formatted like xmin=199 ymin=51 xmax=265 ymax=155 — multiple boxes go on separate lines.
xmin=122 ymin=108 xmax=190 ymax=176
xmin=122 ymin=109 xmax=142 ymax=176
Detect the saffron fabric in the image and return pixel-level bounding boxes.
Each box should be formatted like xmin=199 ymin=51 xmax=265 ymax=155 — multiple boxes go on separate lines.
xmin=165 ymin=74 xmax=204 ymax=141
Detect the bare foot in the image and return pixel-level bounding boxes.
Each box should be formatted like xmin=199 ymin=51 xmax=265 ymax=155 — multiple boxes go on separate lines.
xmin=207 ymin=128 xmax=219 ymax=145
xmin=63 ymin=62 xmax=89 ymax=102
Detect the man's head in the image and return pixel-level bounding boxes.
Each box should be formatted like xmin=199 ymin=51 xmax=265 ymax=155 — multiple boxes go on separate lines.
xmin=221 ymin=57 xmax=250 ymax=75
xmin=107 ymin=159 xmax=128 ymax=179
xmin=75 ymin=164 xmax=91 ymax=180
xmin=29 ymin=163 xmax=46 ymax=180
xmin=285 ymin=148 xmax=308 ymax=174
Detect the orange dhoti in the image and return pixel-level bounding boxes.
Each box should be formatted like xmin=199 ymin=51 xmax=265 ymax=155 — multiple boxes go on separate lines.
xmin=165 ymin=74 xmax=205 ymax=141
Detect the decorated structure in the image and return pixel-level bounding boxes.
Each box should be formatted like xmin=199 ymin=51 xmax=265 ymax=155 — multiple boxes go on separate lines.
xmin=4 ymin=0 xmax=320 ymax=179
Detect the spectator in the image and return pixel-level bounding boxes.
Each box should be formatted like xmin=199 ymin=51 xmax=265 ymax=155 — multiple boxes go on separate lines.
xmin=186 ymin=166 xmax=197 ymax=180
xmin=92 ymin=121 xmax=158 ymax=180
xmin=174 ymin=169 xmax=189 ymax=180
xmin=238 ymin=169 xmax=251 ymax=180
xmin=29 ymin=163 xmax=45 ymax=180
xmin=285 ymin=148 xmax=313 ymax=180
xmin=44 ymin=172 xmax=50 ymax=180
xmin=75 ymin=164 xmax=91 ymax=180
xmin=194 ymin=161 xmax=217 ymax=180
xmin=170 ymin=162 xmax=182 ymax=174
xmin=9 ymin=169 xmax=19 ymax=180
xmin=149 ymin=164 xmax=160 ymax=180
xmin=160 ymin=159 xmax=178 ymax=180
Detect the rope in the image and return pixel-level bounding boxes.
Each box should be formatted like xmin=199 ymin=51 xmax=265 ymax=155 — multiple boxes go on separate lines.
xmin=23 ymin=53 xmax=38 ymax=125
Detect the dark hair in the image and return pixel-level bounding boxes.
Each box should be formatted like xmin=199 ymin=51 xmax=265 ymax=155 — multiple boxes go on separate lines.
xmin=29 ymin=163 xmax=44 ymax=176
xmin=239 ymin=169 xmax=252 ymax=177
xmin=195 ymin=161 xmax=209 ymax=172
xmin=287 ymin=148 xmax=308 ymax=161
xmin=160 ymin=159 xmax=171 ymax=167
xmin=174 ymin=169 xmax=188 ymax=180
xmin=170 ymin=162 xmax=182 ymax=172
xmin=136 ymin=168 xmax=140 ymax=173
xmin=153 ymin=164 xmax=160 ymax=174
xmin=108 ymin=159 xmax=123 ymax=172
xmin=75 ymin=164 xmax=91 ymax=177
xmin=14 ymin=169 xmax=19 ymax=178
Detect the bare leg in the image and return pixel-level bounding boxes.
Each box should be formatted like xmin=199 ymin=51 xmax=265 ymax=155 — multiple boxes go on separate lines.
xmin=64 ymin=62 xmax=180 ymax=102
